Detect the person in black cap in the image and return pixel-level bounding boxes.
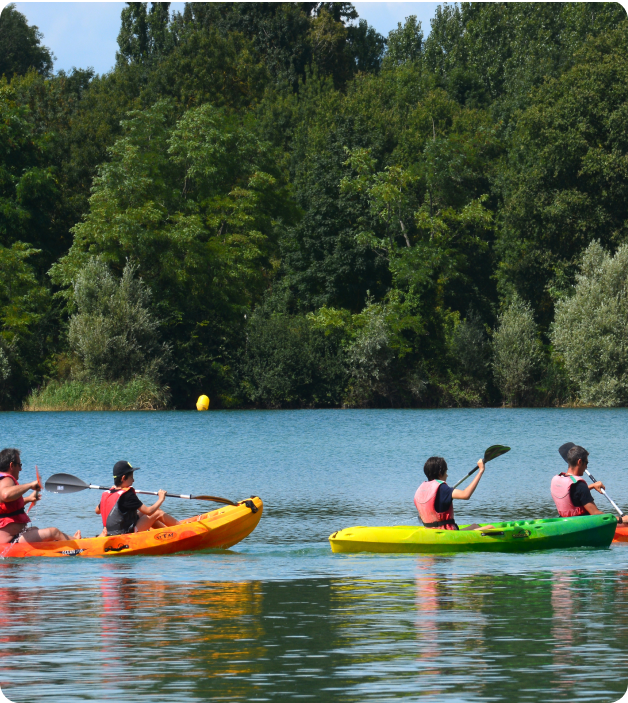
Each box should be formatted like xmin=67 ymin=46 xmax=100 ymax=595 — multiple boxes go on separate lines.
xmin=95 ymin=461 xmax=179 ymax=536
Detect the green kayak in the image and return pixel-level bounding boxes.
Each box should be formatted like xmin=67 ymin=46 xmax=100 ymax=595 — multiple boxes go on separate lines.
xmin=329 ymin=514 xmax=617 ymax=554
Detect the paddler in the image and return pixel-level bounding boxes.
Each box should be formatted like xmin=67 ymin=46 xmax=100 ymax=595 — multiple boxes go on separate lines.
xmin=415 ymin=456 xmax=487 ymax=530
xmin=0 ymin=448 xmax=82 ymax=544
xmin=551 ymin=445 xmax=628 ymax=524
xmin=95 ymin=461 xmax=180 ymax=536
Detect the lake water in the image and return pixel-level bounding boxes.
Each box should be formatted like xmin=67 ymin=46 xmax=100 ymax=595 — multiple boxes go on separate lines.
xmin=1 ymin=408 xmax=628 ymax=702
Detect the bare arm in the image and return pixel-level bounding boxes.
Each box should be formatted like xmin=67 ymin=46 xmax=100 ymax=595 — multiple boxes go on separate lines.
xmin=452 ymin=461 xmax=486 ymax=501
xmin=582 ymin=501 xmax=628 ymax=523
xmin=138 ymin=489 xmax=166 ymax=516
xmin=583 ymin=502 xmax=604 ymax=515
xmin=0 ymin=477 xmax=39 ymax=503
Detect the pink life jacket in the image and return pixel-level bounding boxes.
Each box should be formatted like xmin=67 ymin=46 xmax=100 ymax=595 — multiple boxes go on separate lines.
xmin=550 ymin=473 xmax=589 ymax=517
xmin=414 ymin=480 xmax=457 ymax=530
xmin=0 ymin=472 xmax=29 ymax=529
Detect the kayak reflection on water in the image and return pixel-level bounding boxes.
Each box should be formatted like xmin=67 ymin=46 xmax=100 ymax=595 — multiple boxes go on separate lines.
xmin=95 ymin=460 xmax=180 ymax=537
xmin=0 ymin=448 xmax=82 ymax=545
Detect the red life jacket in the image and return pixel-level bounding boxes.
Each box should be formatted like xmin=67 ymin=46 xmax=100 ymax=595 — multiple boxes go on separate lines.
xmin=0 ymin=472 xmax=29 ymax=529
xmin=99 ymin=487 xmax=129 ymax=526
xmin=414 ymin=480 xmax=457 ymax=529
xmin=550 ymin=473 xmax=589 ymax=517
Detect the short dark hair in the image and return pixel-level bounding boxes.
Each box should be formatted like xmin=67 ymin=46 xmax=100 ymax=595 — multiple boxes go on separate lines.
xmin=567 ymin=445 xmax=589 ymax=468
xmin=0 ymin=448 xmax=20 ymax=473
xmin=113 ymin=473 xmax=132 ymax=487
xmin=424 ymin=456 xmax=448 ymax=481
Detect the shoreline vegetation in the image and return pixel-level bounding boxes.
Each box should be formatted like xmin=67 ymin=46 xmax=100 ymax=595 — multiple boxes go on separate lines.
xmin=25 ymin=378 xmax=169 ymax=411
xmin=2 ymin=3 xmax=628 ymax=411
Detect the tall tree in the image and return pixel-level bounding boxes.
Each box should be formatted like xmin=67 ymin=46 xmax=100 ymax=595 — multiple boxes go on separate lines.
xmin=0 ymin=4 xmax=54 ymax=80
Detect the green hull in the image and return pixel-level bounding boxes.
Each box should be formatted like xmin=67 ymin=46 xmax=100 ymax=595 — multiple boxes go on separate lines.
xmin=329 ymin=514 xmax=617 ymax=554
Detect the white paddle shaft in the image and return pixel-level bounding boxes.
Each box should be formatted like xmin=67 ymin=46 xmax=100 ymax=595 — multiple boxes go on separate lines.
xmin=584 ymin=469 xmax=624 ymax=517
xmin=88 ymin=484 xmax=191 ymax=499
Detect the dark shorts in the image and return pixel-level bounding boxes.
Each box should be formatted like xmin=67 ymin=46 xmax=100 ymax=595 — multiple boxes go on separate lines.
xmin=8 ymin=525 xmax=33 ymax=543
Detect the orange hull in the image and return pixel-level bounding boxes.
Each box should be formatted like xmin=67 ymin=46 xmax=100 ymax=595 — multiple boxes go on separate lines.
xmin=2 ymin=497 xmax=263 ymax=558
xmin=614 ymin=523 xmax=628 ymax=543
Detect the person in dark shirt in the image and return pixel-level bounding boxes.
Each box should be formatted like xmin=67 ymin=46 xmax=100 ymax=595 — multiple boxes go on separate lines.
xmin=414 ymin=456 xmax=491 ymax=530
xmin=551 ymin=445 xmax=628 ymax=524
xmin=96 ymin=461 xmax=180 ymax=536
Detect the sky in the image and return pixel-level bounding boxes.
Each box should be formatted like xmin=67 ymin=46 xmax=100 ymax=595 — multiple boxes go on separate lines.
xmin=4 ymin=1 xmax=439 ymax=76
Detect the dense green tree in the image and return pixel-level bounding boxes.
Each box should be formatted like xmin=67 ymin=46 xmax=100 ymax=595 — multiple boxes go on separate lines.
xmin=68 ymin=257 xmax=169 ymax=384
xmin=3 ymin=1 xmax=628 ymax=409
xmin=497 ymin=25 xmax=628 ymax=326
xmin=0 ymin=4 xmax=54 ymax=80
xmin=116 ymin=2 xmax=174 ymax=67
xmin=0 ymin=83 xmax=58 ymax=258
xmin=51 ymin=100 xmax=297 ymax=404
xmin=553 ymin=241 xmax=628 ymax=407
xmin=0 ymin=242 xmax=52 ymax=408
xmin=424 ymin=2 xmax=626 ymax=114
xmin=385 ymin=15 xmax=423 ymax=67
xmin=177 ymin=2 xmax=383 ymax=90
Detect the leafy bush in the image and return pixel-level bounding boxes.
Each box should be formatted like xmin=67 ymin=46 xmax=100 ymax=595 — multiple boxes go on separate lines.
xmin=552 ymin=241 xmax=628 ymax=406
xmin=344 ymin=303 xmax=395 ymax=406
xmin=239 ymin=313 xmax=347 ymax=408
xmin=68 ymin=257 xmax=169 ymax=383
xmin=493 ymin=297 xmax=543 ymax=406
xmin=25 ymin=377 xmax=169 ymax=411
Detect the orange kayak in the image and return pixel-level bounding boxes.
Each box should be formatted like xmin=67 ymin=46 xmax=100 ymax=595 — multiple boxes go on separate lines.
xmin=614 ymin=523 xmax=628 ymax=543
xmin=1 ymin=497 xmax=262 ymax=558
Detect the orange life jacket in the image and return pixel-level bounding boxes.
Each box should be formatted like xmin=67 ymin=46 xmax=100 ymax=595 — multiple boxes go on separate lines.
xmin=99 ymin=487 xmax=139 ymax=535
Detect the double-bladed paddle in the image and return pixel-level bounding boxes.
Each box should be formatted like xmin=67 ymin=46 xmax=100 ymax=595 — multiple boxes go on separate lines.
xmin=558 ymin=442 xmax=624 ymax=518
xmin=452 ymin=445 xmax=511 ymax=489
xmin=44 ymin=472 xmax=237 ymax=506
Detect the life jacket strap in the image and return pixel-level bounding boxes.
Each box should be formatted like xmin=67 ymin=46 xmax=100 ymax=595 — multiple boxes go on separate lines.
xmin=421 ymin=518 xmax=458 ymax=528
xmin=0 ymin=508 xmax=26 ymax=518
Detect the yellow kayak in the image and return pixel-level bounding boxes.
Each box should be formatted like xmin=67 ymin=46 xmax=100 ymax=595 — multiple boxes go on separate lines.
xmin=329 ymin=515 xmax=617 ymax=553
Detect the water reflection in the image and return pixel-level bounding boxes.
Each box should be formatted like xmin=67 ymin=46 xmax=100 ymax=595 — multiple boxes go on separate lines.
xmin=1 ymin=566 xmax=628 ymax=701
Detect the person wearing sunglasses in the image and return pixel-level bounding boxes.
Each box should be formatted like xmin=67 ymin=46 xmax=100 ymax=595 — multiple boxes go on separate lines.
xmin=0 ymin=447 xmax=82 ymax=544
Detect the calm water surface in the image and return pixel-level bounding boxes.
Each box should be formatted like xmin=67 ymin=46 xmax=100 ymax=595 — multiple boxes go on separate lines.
xmin=1 ymin=409 xmax=628 ymax=702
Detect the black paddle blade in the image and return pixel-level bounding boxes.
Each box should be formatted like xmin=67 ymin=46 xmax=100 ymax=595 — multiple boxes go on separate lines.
xmin=483 ymin=445 xmax=511 ymax=463
xmin=558 ymin=442 xmax=575 ymax=462
xmin=45 ymin=473 xmax=90 ymax=494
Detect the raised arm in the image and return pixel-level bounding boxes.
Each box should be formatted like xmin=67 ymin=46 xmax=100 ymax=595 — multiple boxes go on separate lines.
xmin=452 ymin=460 xmax=486 ymax=501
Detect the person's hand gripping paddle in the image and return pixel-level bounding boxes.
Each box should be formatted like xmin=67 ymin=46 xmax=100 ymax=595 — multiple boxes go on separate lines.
xmin=558 ymin=442 xmax=624 ymax=518
xmin=26 ymin=466 xmax=41 ymax=515
xmin=451 ymin=445 xmax=511 ymax=489
xmin=44 ymin=472 xmax=239 ymax=506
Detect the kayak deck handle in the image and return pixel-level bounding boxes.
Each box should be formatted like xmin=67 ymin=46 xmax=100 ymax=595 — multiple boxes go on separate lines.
xmin=240 ymin=499 xmax=258 ymax=514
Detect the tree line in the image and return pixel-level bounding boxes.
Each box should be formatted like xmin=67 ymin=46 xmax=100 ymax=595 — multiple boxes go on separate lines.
xmin=1 ymin=1 xmax=627 ymax=410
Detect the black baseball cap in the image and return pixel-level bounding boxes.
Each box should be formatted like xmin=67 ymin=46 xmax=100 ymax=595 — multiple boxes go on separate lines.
xmin=113 ymin=461 xmax=140 ymax=478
